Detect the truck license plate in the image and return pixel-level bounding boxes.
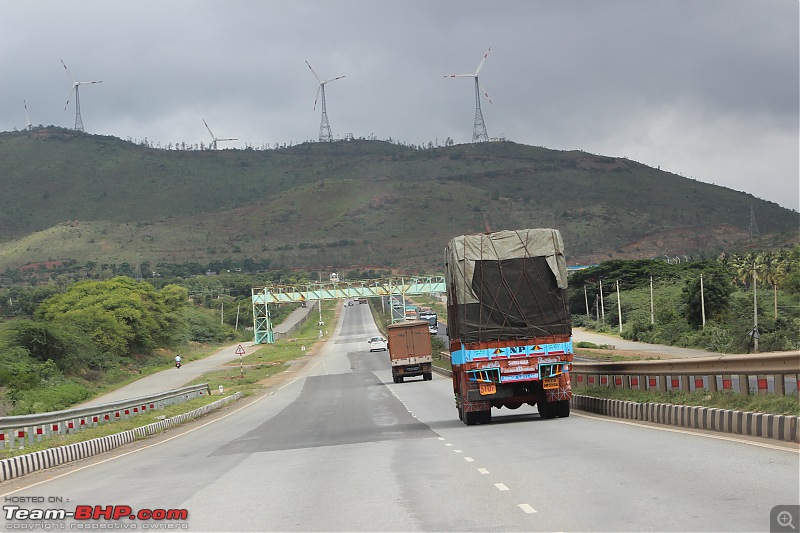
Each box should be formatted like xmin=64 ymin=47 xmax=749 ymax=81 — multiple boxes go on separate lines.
xmin=479 ymin=383 xmax=496 ymax=395
xmin=542 ymin=378 xmax=559 ymax=389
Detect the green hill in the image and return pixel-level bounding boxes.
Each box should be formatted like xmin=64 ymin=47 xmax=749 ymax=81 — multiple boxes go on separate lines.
xmin=0 ymin=128 xmax=796 ymax=276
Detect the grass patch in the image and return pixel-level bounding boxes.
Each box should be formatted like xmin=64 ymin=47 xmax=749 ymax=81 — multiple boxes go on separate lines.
xmin=0 ymin=302 xmax=340 ymax=458
xmin=575 ymin=386 xmax=800 ymax=416
xmin=432 ymin=352 xmax=451 ymax=371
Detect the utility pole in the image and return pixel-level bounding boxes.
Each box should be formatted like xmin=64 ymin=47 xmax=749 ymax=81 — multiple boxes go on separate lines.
xmin=584 ymin=286 xmax=590 ymax=318
xmin=599 ymin=280 xmax=605 ymax=324
xmin=700 ymin=274 xmax=706 ymax=329
xmin=649 ymin=276 xmax=655 ymax=325
xmin=616 ymin=280 xmax=622 ymax=333
xmin=753 ymin=266 xmax=759 ymax=352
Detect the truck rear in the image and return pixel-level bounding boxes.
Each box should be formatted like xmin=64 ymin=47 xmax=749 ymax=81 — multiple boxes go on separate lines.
xmin=444 ymin=228 xmax=573 ymax=425
xmin=417 ymin=310 xmax=439 ymax=334
xmin=387 ymin=320 xmax=433 ymax=383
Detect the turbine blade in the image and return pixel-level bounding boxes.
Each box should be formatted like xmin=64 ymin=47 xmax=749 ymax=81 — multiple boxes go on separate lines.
xmin=475 ymin=47 xmax=491 ymax=75
xmin=60 ymin=59 xmax=76 ymax=83
xmin=203 ymin=119 xmax=215 ymax=139
xmin=219 ymin=138 xmax=237 ymax=141
xmin=77 ymin=80 xmax=102 ymax=85
xmin=445 ymin=74 xmax=475 ymax=78
xmin=64 ymin=86 xmax=76 ymax=110
xmin=313 ymin=85 xmax=321 ymax=110
xmin=479 ymin=79 xmax=493 ymax=104
xmin=305 ymin=60 xmax=322 ymax=83
xmin=24 ymin=100 xmax=31 ymax=127
xmin=324 ymin=75 xmax=345 ymax=84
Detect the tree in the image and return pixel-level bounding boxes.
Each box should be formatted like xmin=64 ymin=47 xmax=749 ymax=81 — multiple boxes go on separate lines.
xmin=37 ymin=277 xmax=187 ymax=356
xmin=681 ymin=269 xmax=733 ymax=328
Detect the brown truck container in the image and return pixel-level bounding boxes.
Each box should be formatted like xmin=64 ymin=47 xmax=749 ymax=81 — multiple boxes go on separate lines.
xmin=387 ymin=320 xmax=433 ymax=383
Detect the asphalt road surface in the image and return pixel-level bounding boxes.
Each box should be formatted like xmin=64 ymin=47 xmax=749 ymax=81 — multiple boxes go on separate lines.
xmin=2 ymin=303 xmax=798 ymax=532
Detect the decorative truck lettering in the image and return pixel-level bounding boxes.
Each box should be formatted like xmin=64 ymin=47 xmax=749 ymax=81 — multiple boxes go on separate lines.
xmin=444 ymin=228 xmax=574 ymax=425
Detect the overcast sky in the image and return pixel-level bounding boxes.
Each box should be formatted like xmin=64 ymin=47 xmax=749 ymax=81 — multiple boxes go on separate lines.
xmin=2 ymin=1 xmax=798 ymax=211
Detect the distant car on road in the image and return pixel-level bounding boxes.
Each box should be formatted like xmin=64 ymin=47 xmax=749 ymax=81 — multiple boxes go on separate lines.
xmin=368 ymin=336 xmax=388 ymax=351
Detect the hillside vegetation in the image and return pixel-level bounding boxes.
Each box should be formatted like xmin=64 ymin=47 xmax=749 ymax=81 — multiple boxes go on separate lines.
xmin=0 ymin=128 xmax=796 ymax=277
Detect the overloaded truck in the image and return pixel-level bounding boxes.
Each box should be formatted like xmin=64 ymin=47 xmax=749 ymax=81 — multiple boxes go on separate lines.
xmin=387 ymin=320 xmax=433 ymax=383
xmin=444 ymin=228 xmax=573 ymax=425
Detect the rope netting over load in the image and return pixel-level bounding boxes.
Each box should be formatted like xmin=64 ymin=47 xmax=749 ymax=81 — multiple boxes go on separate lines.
xmin=444 ymin=229 xmax=571 ymax=344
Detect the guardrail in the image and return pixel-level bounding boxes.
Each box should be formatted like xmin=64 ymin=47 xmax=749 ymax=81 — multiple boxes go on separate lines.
xmin=0 ymin=383 xmax=212 ymax=450
xmin=572 ymin=352 xmax=800 ymax=396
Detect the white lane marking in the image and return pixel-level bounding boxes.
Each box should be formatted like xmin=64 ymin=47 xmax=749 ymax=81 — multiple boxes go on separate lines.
xmin=465 ymin=457 xmax=475 ymax=462
xmin=478 ymin=468 xmax=489 ymax=475
xmin=518 ymin=504 xmax=537 ymax=514
xmin=445 ymin=443 xmax=453 ymax=447
xmin=454 ymin=449 xmax=462 ymax=453
xmin=572 ymin=412 xmax=800 ymax=453
xmin=494 ymin=483 xmax=509 ymax=491
xmin=437 ymin=437 xmax=445 ymax=441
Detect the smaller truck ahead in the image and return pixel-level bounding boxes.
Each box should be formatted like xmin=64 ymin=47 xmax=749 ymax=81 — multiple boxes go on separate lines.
xmin=387 ymin=321 xmax=433 ymax=383
xmin=418 ymin=310 xmax=439 ymax=334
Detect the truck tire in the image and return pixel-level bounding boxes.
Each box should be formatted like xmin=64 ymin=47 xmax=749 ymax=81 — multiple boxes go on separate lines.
xmin=457 ymin=406 xmax=464 ymax=421
xmin=397 ymin=376 xmax=404 ymax=383
xmin=393 ymin=376 xmax=400 ymax=384
xmin=478 ymin=409 xmax=492 ymax=424
xmin=423 ymin=372 xmax=432 ymax=381
xmin=538 ymin=400 xmax=557 ymax=419
xmin=464 ymin=411 xmax=479 ymax=425
xmin=556 ymin=400 xmax=570 ymax=418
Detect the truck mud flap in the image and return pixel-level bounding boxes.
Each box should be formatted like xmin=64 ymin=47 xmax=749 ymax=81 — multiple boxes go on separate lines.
xmin=466 ymin=386 xmax=514 ymax=402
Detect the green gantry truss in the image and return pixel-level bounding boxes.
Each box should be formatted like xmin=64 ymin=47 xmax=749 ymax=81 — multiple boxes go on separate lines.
xmin=251 ymin=276 xmax=446 ymax=344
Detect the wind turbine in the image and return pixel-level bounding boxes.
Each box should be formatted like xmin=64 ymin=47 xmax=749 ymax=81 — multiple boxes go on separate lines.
xmin=61 ymin=59 xmax=102 ymax=132
xmin=445 ymin=47 xmax=492 ymax=143
xmin=203 ymin=119 xmax=237 ymax=150
xmin=305 ymin=60 xmax=345 ymax=142
xmin=23 ymin=100 xmax=32 ymax=130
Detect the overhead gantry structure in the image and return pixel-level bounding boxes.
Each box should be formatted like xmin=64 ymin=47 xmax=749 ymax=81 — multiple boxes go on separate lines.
xmin=251 ymin=276 xmax=446 ymax=344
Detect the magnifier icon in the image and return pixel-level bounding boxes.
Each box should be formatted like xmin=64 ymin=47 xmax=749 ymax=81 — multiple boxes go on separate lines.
xmin=778 ymin=511 xmax=796 ymax=530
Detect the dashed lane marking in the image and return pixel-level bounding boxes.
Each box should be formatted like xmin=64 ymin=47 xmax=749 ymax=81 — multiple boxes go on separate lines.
xmin=494 ymin=483 xmax=509 ymax=491
xmin=478 ymin=468 xmax=489 ymax=475
xmin=518 ymin=504 xmax=537 ymax=514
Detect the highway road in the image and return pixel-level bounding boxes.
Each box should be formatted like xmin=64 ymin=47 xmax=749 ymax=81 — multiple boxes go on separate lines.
xmin=2 ymin=302 xmax=798 ymax=532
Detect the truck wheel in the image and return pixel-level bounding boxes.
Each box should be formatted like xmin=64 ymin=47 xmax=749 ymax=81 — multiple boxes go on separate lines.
xmin=556 ymin=400 xmax=570 ymax=418
xmin=393 ymin=376 xmax=400 ymax=384
xmin=538 ymin=400 xmax=557 ymax=419
xmin=423 ymin=372 xmax=432 ymax=381
xmin=397 ymin=376 xmax=404 ymax=383
xmin=457 ymin=406 xmax=464 ymax=421
xmin=464 ymin=411 xmax=479 ymax=425
xmin=478 ymin=410 xmax=492 ymax=424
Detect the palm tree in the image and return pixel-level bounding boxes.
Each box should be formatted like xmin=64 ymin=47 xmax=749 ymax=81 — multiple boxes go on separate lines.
xmin=732 ymin=252 xmax=757 ymax=289
xmin=756 ymin=252 xmax=779 ymax=318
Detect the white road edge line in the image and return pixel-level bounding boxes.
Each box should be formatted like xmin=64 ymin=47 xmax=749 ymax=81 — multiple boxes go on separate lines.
xmin=572 ymin=412 xmax=800 ymax=453
xmin=0 ymin=384 xmax=280 ymax=497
